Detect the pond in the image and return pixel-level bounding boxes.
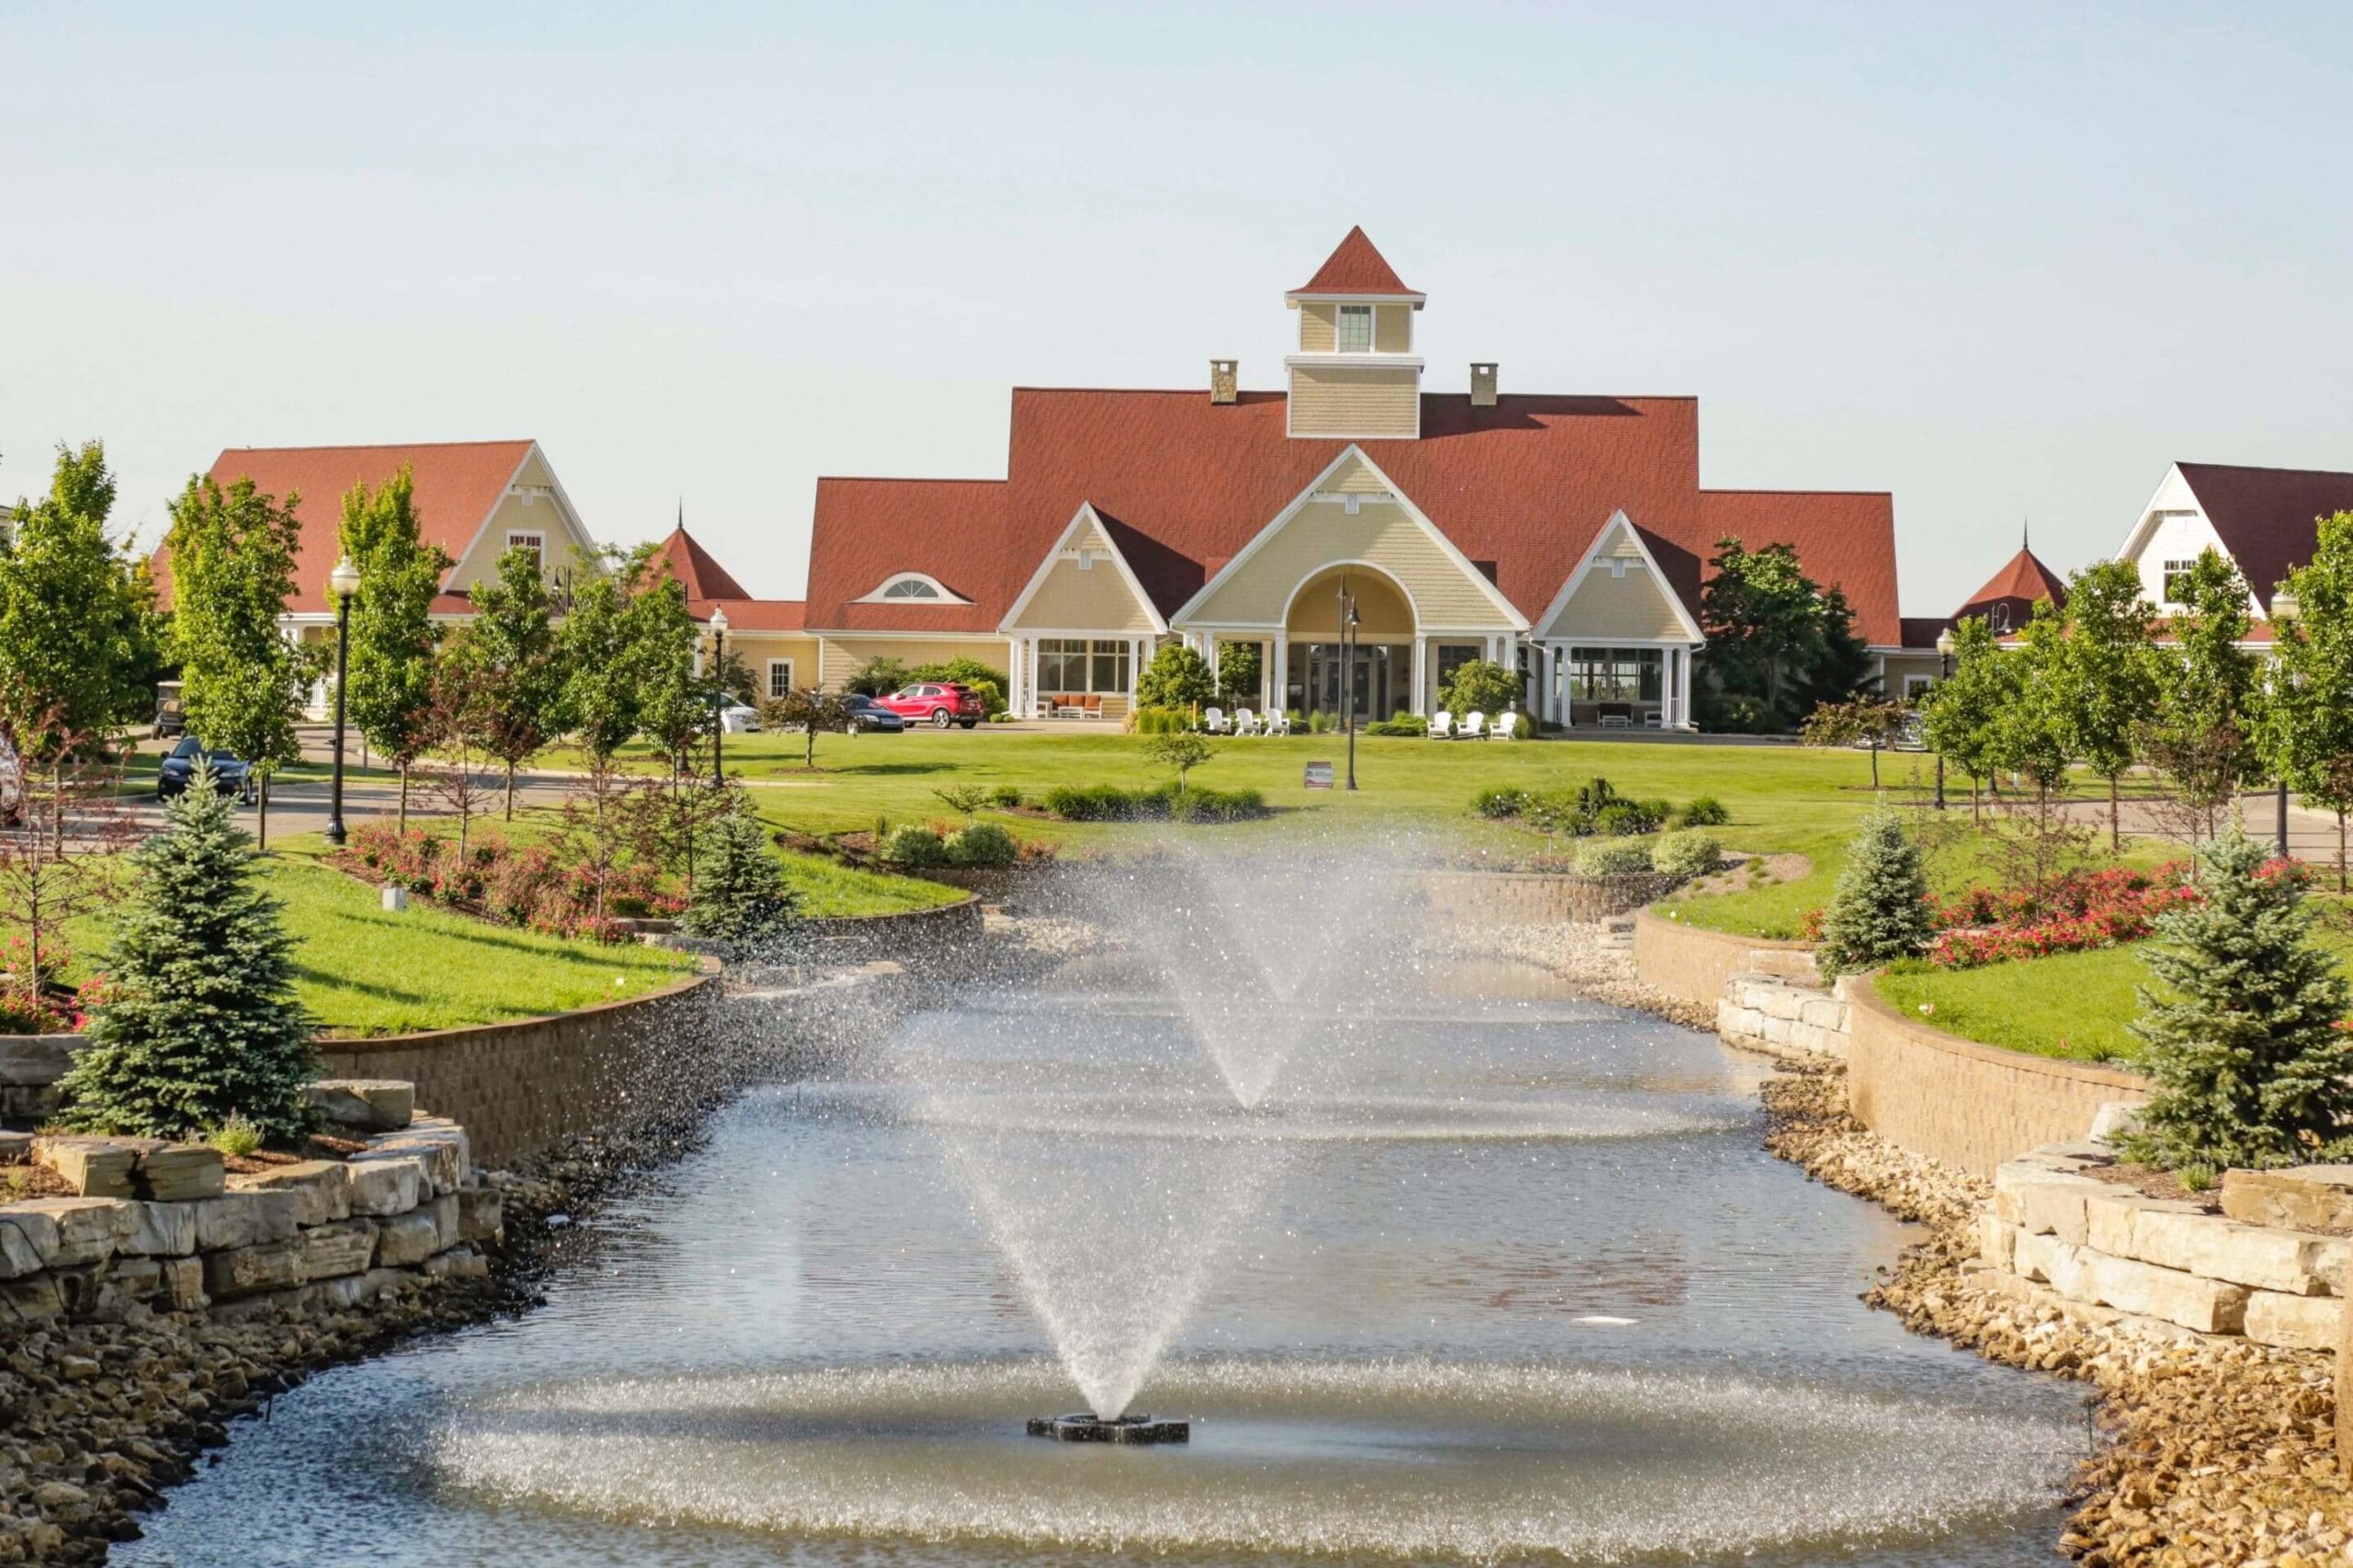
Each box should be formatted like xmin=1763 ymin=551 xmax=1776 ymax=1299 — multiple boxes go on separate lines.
xmin=123 ymin=965 xmax=2088 ymax=1566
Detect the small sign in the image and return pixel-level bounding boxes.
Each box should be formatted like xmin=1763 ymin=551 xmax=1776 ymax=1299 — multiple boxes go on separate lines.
xmin=1303 ymin=761 xmax=1336 ymax=790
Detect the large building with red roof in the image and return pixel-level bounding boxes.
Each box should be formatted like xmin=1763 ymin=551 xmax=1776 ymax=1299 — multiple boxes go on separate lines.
xmin=797 ymin=228 xmax=1935 ymax=725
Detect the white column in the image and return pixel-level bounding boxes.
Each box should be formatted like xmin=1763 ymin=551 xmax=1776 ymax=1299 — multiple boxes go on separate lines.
xmin=1006 ymin=638 xmax=1023 ymax=716
xmin=1129 ymin=638 xmax=1142 ymax=698
xmin=1260 ymin=640 xmax=1276 ymax=710
xmin=1272 ymin=633 xmax=1289 ymax=713
xmin=1409 ymin=637 xmax=1427 ymax=716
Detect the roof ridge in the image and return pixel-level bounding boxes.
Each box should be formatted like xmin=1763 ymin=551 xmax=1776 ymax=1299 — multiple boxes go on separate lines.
xmin=219 ymin=438 xmax=533 ymax=453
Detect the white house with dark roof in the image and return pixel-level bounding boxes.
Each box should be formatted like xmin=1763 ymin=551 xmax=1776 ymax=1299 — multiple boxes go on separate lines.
xmin=2117 ymin=461 xmax=2353 ymax=629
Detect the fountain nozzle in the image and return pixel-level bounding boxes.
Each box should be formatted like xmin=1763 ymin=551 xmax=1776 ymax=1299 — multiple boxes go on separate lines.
xmin=1026 ymin=1413 xmax=1190 ymax=1444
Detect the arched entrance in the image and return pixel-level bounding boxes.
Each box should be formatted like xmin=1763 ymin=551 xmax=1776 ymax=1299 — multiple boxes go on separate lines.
xmin=1282 ymin=565 xmax=1416 ymax=721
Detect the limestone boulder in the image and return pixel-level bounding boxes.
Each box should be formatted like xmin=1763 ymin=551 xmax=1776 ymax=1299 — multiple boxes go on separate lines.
xmin=2085 ymin=1190 xmax=2204 ymax=1257
xmin=231 ymin=1161 xmax=351 ymax=1226
xmin=30 ymin=1136 xmax=149 ymax=1199
xmin=0 ymin=1036 xmax=74 ymax=1086
xmin=0 ymin=1202 xmax=60 ymax=1278
xmin=136 ymin=1144 xmax=224 ymax=1201
xmin=2245 ymin=1290 xmax=2345 ymax=1351
xmin=345 ymin=1156 xmax=421 ymax=1218
xmin=2219 ymin=1165 xmax=2353 ymax=1233
xmin=375 ymin=1209 xmax=441 ymax=1267
xmin=1994 ymin=1165 xmax=2108 ymax=1243
xmin=303 ymin=1079 xmax=415 ymax=1132
xmin=2086 ymin=1251 xmax=2250 ymax=1334
xmin=457 ymin=1187 xmax=504 ymax=1247
xmin=112 ymin=1199 xmax=198 ymax=1256
xmin=190 ymin=1190 xmax=301 ymax=1251
xmin=10 ymin=1197 xmax=122 ymax=1267
xmin=2130 ymin=1208 xmax=2330 ymax=1295
xmin=202 ymin=1240 xmax=303 ymax=1299
xmin=297 ymin=1220 xmax=379 ymax=1282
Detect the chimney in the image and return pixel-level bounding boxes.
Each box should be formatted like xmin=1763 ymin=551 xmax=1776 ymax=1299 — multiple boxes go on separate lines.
xmin=1210 ymin=358 xmax=1238 ymax=405
xmin=1470 ymin=362 xmax=1498 ymax=407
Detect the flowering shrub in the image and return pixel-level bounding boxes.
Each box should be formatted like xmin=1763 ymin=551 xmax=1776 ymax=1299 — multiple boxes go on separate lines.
xmin=0 ymin=936 xmax=110 ymax=1033
xmin=1799 ymin=858 xmax=2311 ymax=971
xmin=336 ymin=823 xmax=650 ymax=944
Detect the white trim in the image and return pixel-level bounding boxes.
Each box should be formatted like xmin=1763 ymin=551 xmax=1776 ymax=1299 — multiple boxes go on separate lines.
xmin=996 ymin=502 xmax=1169 ymax=634
xmin=440 ymin=444 xmax=540 ymax=592
xmin=1284 ymin=290 xmax=1428 ymax=307
xmin=766 ymin=658 xmax=797 ymax=699
xmin=857 ymin=571 xmax=971 ymax=606
xmin=2115 ymin=463 xmax=2189 ymax=567
xmin=1168 ymin=445 xmax=1527 ymax=631
xmin=1530 ymin=510 xmax=1705 ymax=644
xmin=1282 ymin=353 xmax=1426 ymax=371
xmin=808 ymin=629 xmax=1006 ymax=642
xmin=1277 ymin=559 xmax=1422 ymax=634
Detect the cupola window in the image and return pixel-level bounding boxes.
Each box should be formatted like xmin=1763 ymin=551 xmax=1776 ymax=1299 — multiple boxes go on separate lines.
xmin=1336 ymin=304 xmax=1373 ymax=353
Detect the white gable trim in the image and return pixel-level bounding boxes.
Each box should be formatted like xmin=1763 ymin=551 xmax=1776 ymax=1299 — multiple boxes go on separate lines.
xmin=1278 ymin=558 xmax=1422 ymax=630
xmin=1167 ymin=445 xmax=1527 ymax=630
xmin=1532 ymin=510 xmax=1704 ymax=644
xmin=440 ymin=443 xmax=551 ymax=592
xmin=997 ymin=503 xmax=1168 ymax=634
xmin=857 ymin=571 xmax=972 ymax=606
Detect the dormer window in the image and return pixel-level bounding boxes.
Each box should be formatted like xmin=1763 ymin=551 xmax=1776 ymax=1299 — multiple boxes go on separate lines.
xmin=1336 ymin=304 xmax=1373 ymax=353
xmin=858 ymin=571 xmax=970 ymax=605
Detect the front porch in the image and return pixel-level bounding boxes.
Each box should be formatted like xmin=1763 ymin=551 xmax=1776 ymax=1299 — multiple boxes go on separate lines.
xmin=1532 ymin=642 xmax=1698 ymax=731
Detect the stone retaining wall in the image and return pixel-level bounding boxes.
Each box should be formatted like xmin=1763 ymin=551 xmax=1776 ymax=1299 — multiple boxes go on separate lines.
xmin=0 ymin=1034 xmax=82 ymax=1128
xmin=315 ymin=969 xmax=723 ymax=1168
xmin=1984 ymin=1143 xmax=2351 ymax=1351
xmin=798 ymin=893 xmax=986 ymax=966
xmin=0 ymin=1105 xmax=494 ymax=1329
xmin=1717 ymin=971 xmax=1853 ymax=1058
xmin=1631 ymin=908 xmax=1816 ymax=1010
xmin=1846 ymin=980 xmax=2151 ymax=1179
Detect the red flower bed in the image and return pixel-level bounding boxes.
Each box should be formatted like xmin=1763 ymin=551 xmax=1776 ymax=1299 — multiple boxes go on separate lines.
xmin=0 ymin=937 xmax=113 ymax=1033
xmin=334 ymin=824 xmax=675 ymax=944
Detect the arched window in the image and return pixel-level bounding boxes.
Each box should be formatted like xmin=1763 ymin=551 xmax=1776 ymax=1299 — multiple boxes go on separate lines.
xmin=859 ymin=572 xmax=967 ymax=604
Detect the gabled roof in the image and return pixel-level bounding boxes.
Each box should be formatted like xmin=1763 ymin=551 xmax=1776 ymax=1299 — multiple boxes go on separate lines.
xmin=2177 ymin=461 xmax=2353 ymax=613
xmin=1694 ymin=490 xmax=1904 ymax=648
xmin=1287 ymin=226 xmax=1423 ymax=301
xmin=652 ymin=523 xmax=751 ymax=601
xmin=803 ymin=478 xmax=1008 ymax=632
xmin=158 ymin=440 xmax=537 ymax=615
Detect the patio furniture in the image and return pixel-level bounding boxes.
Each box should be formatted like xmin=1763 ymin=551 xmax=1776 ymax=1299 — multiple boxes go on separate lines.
xmin=1495 ymin=711 xmax=1521 ymax=741
xmin=1204 ymin=706 xmax=1230 ymax=734
xmin=1234 ymin=708 xmax=1262 ymax=735
xmin=1461 ymin=710 xmax=1488 ymax=741
xmin=1429 ymin=711 xmax=1455 ymax=740
xmin=1597 ymin=702 xmax=1633 ymax=729
xmin=1265 ymin=710 xmax=1292 ymax=735
xmin=1643 ymin=712 xmax=1665 ymax=729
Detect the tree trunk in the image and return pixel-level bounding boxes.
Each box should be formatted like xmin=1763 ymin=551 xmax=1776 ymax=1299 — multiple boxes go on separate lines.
xmin=50 ymin=759 xmax=64 ymax=855
xmin=2339 ymin=810 xmax=2347 ymax=896
xmin=505 ymin=760 xmax=517 ymax=822
xmin=398 ymin=762 xmax=409 ymax=833
xmin=256 ymin=773 xmax=270 ymax=849
xmin=1869 ymin=744 xmax=1881 ymax=790
xmin=2109 ymin=774 xmax=2122 ymax=851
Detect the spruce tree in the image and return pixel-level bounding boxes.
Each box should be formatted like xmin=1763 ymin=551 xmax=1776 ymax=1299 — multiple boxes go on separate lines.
xmin=2119 ymin=824 xmax=2353 ymax=1172
xmin=1816 ymin=807 xmax=1933 ymax=977
xmin=58 ymin=778 xmax=315 ymax=1142
xmin=680 ymin=808 xmax=797 ymax=949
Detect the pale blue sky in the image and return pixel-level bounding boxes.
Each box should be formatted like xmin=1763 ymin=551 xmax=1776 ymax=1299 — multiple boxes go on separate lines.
xmin=5 ymin=2 xmax=2349 ymax=612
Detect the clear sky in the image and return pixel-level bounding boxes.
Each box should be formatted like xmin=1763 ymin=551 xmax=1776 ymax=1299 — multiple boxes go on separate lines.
xmin=5 ymin=2 xmax=2349 ymax=614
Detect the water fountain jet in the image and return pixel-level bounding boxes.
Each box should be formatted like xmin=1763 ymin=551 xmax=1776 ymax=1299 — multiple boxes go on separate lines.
xmin=1025 ymin=1413 xmax=1190 ymax=1444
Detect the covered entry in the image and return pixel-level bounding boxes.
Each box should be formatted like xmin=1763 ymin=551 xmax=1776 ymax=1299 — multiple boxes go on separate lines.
xmin=1281 ymin=566 xmax=1415 ymax=719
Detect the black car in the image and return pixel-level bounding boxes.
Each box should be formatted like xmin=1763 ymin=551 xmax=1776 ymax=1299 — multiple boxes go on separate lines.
xmin=845 ymin=696 xmax=908 ymax=733
xmin=158 ymin=738 xmax=256 ymax=802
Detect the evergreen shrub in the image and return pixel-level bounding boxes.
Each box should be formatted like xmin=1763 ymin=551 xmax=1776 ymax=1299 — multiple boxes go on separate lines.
xmin=1575 ymin=838 xmax=1657 ymax=877
xmin=1816 ymin=808 xmax=1933 ymax=977
xmin=944 ymin=821 xmax=1018 ymax=866
xmin=1652 ymin=830 xmax=1724 ymax=882
xmin=879 ymin=824 xmax=948 ymax=866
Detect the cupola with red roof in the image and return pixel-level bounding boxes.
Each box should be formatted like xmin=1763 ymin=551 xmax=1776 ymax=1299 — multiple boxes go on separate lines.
xmin=1282 ymin=227 xmax=1426 ymax=441
xmin=1954 ymin=535 xmax=2069 ymax=637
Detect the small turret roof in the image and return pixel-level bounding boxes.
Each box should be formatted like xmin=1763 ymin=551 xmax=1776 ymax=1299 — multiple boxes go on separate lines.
xmin=1288 ymin=226 xmax=1422 ymax=301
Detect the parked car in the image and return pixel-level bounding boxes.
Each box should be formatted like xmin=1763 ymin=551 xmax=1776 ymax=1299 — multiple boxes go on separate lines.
xmin=719 ymin=702 xmax=761 ymax=734
xmin=0 ymin=734 xmax=19 ymax=826
xmin=875 ymin=682 xmax=984 ymax=730
xmin=152 ymin=695 xmax=187 ymax=740
xmin=157 ymin=737 xmax=256 ymax=802
xmin=845 ymin=696 xmax=908 ymax=733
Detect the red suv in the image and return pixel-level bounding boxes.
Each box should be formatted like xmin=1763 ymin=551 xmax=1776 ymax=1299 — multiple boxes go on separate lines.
xmin=877 ymin=682 xmax=984 ymax=730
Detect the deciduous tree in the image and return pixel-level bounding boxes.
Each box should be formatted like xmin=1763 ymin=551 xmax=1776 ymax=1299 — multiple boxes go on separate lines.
xmin=1135 ymin=643 xmax=1215 ymax=711
xmin=1921 ymin=616 xmax=2013 ymax=823
xmin=1801 ymin=694 xmax=1906 ymax=789
xmin=2052 ymin=561 xmax=2160 ymax=848
xmin=466 ymin=545 xmax=565 ymax=820
xmin=340 ymin=467 xmax=451 ymax=831
xmin=2256 ymin=511 xmax=2353 ymax=890
xmin=1695 ymin=538 xmax=1873 ymax=732
xmin=2138 ymin=550 xmax=2262 ymax=844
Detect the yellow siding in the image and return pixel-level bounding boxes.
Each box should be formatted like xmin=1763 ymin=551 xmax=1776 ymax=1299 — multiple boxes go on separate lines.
xmin=1285 ymin=568 xmax=1414 ymax=637
xmin=445 ymin=450 xmax=591 ymax=594
xmin=1298 ymin=302 xmax=1336 ymax=352
xmin=1322 ymin=455 xmax=1391 ymax=495
xmin=1188 ymin=500 xmax=1514 ymax=629
xmin=729 ymin=634 xmax=823 ymax=697
xmin=1373 ymin=304 xmax=1411 ymax=352
xmin=818 ymin=638 xmax=1008 ymax=689
xmin=1287 ymin=367 xmax=1419 ymax=438
xmin=1008 ymin=551 xmax=1159 ymax=632
xmin=1543 ymin=563 xmax=1689 ymax=641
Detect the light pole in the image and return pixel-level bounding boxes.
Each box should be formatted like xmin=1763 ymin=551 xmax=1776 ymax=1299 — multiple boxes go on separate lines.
xmin=2272 ymin=589 xmax=2300 ymax=858
xmin=1932 ymin=629 xmax=1956 ymax=811
xmin=324 ymin=553 xmax=360 ymax=846
xmin=1337 ymin=574 xmax=1359 ymax=791
xmin=709 ymin=606 xmax=730 ymax=785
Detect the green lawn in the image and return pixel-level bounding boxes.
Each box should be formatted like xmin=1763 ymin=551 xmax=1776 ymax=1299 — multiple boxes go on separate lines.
xmin=48 ymin=841 xmax=701 ymax=1039
xmin=1871 ymin=914 xmax=2353 ymax=1064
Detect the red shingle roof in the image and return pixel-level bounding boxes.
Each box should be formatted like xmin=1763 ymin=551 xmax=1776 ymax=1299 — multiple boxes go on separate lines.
xmin=1289 ymin=226 xmax=1421 ymax=299
xmin=804 ymin=389 xmax=1904 ymax=650
xmin=155 ymin=441 xmax=533 ymax=615
xmin=2177 ymin=462 xmax=2353 ymax=614
xmin=694 ymin=597 xmax=805 ymax=632
xmin=652 ymin=525 xmax=752 ymax=601
xmin=1953 ymin=545 xmax=2068 ymax=633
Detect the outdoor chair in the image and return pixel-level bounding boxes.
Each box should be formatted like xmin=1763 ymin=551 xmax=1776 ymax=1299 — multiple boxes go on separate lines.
xmin=1265 ymin=710 xmax=1292 ymax=735
xmin=1234 ymin=708 xmax=1262 ymax=735
xmin=1495 ymin=711 xmax=1521 ymax=741
xmin=1429 ymin=710 xmax=1455 ymax=739
xmin=1461 ymin=711 xmax=1488 ymax=741
xmin=1204 ymin=707 xmax=1230 ymax=734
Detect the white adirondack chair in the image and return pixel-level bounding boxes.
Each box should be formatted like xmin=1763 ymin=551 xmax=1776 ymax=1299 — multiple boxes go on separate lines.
xmin=1461 ymin=710 xmax=1488 ymax=741
xmin=1495 ymin=710 xmax=1521 ymax=741
xmin=1429 ymin=710 xmax=1455 ymax=740
xmin=1266 ymin=710 xmax=1292 ymax=735
xmin=1234 ymin=707 xmax=1262 ymax=735
xmin=1203 ymin=707 xmax=1230 ymax=734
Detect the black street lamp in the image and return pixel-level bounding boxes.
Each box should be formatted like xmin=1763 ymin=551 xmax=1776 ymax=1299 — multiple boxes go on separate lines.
xmin=2273 ymin=588 xmax=2300 ymax=858
xmin=324 ymin=553 xmax=360 ymax=846
xmin=709 ymin=606 xmax=730 ymax=785
xmin=1932 ymin=628 xmax=1956 ymax=811
xmin=1337 ymin=574 xmax=1359 ymax=791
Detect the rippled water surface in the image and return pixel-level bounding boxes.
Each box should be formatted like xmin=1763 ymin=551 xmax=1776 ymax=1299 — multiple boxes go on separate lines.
xmin=123 ymin=981 xmax=2089 ymax=1567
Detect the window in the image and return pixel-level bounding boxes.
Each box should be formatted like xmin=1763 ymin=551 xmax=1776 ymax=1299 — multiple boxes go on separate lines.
xmin=1563 ymin=647 xmax=1665 ymax=704
xmin=506 ymin=531 xmax=544 ymax=572
xmin=884 ymin=577 xmax=942 ymax=599
xmin=1038 ymin=638 xmax=1131 ymax=694
xmin=2162 ymin=558 xmax=2198 ymax=605
xmin=1904 ymin=674 xmax=1935 ymax=698
xmin=1336 ymin=304 xmax=1373 ymax=353
xmin=767 ymin=660 xmax=795 ymax=699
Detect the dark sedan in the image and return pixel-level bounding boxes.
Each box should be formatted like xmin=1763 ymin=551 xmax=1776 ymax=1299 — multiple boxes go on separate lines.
xmin=158 ymin=738 xmax=256 ymax=802
xmin=846 ymin=696 xmax=908 ymax=733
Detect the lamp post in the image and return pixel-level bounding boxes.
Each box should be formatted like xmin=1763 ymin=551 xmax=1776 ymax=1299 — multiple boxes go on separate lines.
xmin=709 ymin=606 xmax=730 ymax=785
xmin=1337 ymin=574 xmax=1359 ymax=791
xmin=324 ymin=554 xmax=361 ymax=846
xmin=2272 ymin=588 xmax=2300 ymax=858
xmin=1931 ymin=629 xmax=1957 ymax=810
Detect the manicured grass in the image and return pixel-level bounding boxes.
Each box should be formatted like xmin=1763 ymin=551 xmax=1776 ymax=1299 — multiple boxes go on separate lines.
xmin=50 ymin=842 xmax=700 ymax=1039
xmin=1870 ymin=915 xmax=2353 ymax=1064
xmin=772 ymin=852 xmax=969 ymax=918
